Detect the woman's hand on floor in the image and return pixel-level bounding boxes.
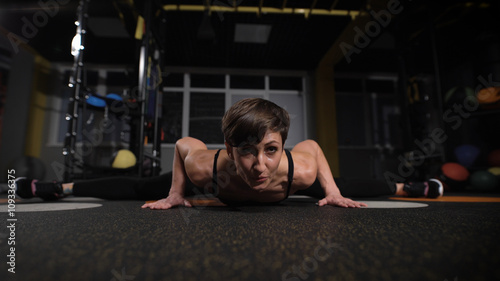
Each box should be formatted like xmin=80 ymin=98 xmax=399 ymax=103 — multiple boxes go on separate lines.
xmin=141 ymin=194 xmax=192 ymax=210
xmin=317 ymin=194 xmax=367 ymax=208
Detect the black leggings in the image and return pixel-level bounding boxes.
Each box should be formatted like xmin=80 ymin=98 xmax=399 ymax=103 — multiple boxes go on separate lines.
xmin=73 ymin=172 xmax=396 ymax=201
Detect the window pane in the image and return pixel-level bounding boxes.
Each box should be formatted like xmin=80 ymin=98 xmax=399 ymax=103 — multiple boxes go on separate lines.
xmin=230 ymin=93 xmax=264 ymax=106
xmin=336 ymin=94 xmax=366 ymax=146
xmin=230 ymin=75 xmax=264 ymax=89
xmin=372 ymin=95 xmax=402 ymax=148
xmin=164 ymin=73 xmax=184 ymax=87
xmin=162 ymin=91 xmax=183 ymax=143
xmin=335 ymin=78 xmax=363 ymax=92
xmin=269 ymin=76 xmax=302 ymax=91
xmin=366 ymin=79 xmax=394 ymax=93
xmin=190 ymin=74 xmax=225 ymax=88
xmin=107 ymin=71 xmax=131 ymax=94
xmin=189 ymin=92 xmax=225 ymax=144
xmin=107 ymin=71 xmax=129 ymax=86
xmin=269 ymin=94 xmax=304 ymax=147
xmin=85 ymin=70 xmax=99 ymax=86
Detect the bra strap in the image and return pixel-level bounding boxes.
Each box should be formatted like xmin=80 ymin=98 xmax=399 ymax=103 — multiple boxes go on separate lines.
xmin=284 ymin=149 xmax=294 ymax=198
xmin=212 ymin=149 xmax=222 ymax=195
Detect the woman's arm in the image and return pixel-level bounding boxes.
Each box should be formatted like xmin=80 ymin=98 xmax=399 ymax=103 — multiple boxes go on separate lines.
xmin=142 ymin=137 xmax=207 ymax=210
xmin=293 ymin=140 xmax=367 ymax=208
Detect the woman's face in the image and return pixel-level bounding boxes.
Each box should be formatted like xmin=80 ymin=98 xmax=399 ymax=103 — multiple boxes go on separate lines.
xmin=226 ymin=130 xmax=283 ymax=190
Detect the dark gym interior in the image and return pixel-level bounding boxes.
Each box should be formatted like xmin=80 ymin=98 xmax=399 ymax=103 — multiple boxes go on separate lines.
xmin=0 ymin=0 xmax=499 ymax=280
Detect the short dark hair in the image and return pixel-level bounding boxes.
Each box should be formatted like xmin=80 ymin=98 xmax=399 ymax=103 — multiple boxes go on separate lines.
xmin=222 ymin=98 xmax=290 ymax=147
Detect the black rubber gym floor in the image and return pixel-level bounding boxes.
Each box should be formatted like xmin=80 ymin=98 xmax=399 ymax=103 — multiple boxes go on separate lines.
xmin=1 ymin=195 xmax=499 ymax=281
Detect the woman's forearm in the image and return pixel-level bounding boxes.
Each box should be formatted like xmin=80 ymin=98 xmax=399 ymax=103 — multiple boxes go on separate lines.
xmin=313 ymin=141 xmax=342 ymax=197
xmin=169 ymin=139 xmax=188 ymax=196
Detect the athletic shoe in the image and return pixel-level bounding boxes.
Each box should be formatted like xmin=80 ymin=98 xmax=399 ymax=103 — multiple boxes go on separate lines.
xmin=15 ymin=177 xmax=64 ymax=201
xmin=403 ymin=179 xmax=444 ymax=198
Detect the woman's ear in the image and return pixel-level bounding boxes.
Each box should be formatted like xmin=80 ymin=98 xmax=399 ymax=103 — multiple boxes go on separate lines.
xmin=225 ymin=142 xmax=234 ymax=160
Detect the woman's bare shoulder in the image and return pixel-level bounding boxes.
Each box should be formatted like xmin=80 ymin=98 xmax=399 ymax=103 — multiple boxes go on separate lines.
xmin=288 ymin=150 xmax=317 ymax=189
xmin=184 ymin=149 xmax=221 ymax=186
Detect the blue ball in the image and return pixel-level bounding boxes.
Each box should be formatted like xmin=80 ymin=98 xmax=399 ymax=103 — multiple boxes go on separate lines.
xmin=454 ymin=144 xmax=480 ymax=168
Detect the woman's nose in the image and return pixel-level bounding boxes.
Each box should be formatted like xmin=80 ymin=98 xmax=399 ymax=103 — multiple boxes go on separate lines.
xmin=253 ymin=153 xmax=266 ymax=172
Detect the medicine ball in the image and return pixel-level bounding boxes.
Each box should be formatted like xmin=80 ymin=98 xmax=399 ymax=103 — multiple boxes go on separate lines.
xmin=111 ymin=149 xmax=137 ymax=169
xmin=470 ymin=170 xmax=499 ymax=191
xmin=476 ymin=86 xmax=500 ymax=109
xmin=438 ymin=162 xmax=470 ymax=191
xmin=488 ymin=167 xmax=500 ymax=184
xmin=488 ymin=167 xmax=500 ymax=176
xmin=454 ymin=144 xmax=480 ymax=168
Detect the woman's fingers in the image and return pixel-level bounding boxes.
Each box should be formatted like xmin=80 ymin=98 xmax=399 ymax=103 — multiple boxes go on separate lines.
xmin=142 ymin=197 xmax=193 ymax=210
xmin=317 ymin=197 xmax=367 ymax=208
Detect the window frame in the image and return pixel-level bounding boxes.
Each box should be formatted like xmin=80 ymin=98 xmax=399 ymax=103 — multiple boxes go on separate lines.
xmin=163 ymin=73 xmax=308 ymax=148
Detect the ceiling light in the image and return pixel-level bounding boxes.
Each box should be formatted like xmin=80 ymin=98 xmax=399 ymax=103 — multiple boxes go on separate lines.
xmin=234 ymin=24 xmax=272 ymax=44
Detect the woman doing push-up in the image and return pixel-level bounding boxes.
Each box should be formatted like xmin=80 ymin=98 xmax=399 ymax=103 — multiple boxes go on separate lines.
xmin=15 ymin=98 xmax=443 ymax=208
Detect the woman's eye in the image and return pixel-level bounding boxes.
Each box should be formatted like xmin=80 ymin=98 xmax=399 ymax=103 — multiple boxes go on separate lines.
xmin=238 ymin=147 xmax=253 ymax=155
xmin=267 ymin=147 xmax=278 ymax=153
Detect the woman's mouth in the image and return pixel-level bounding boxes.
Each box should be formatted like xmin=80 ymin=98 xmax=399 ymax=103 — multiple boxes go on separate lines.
xmin=255 ymin=176 xmax=268 ymax=183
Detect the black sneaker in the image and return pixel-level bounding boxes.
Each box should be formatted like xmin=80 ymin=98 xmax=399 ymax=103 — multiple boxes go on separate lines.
xmin=403 ymin=179 xmax=444 ymax=198
xmin=15 ymin=178 xmax=64 ymax=201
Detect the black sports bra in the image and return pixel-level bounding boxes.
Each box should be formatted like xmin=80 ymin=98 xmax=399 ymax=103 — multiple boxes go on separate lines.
xmin=212 ymin=149 xmax=294 ymax=205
